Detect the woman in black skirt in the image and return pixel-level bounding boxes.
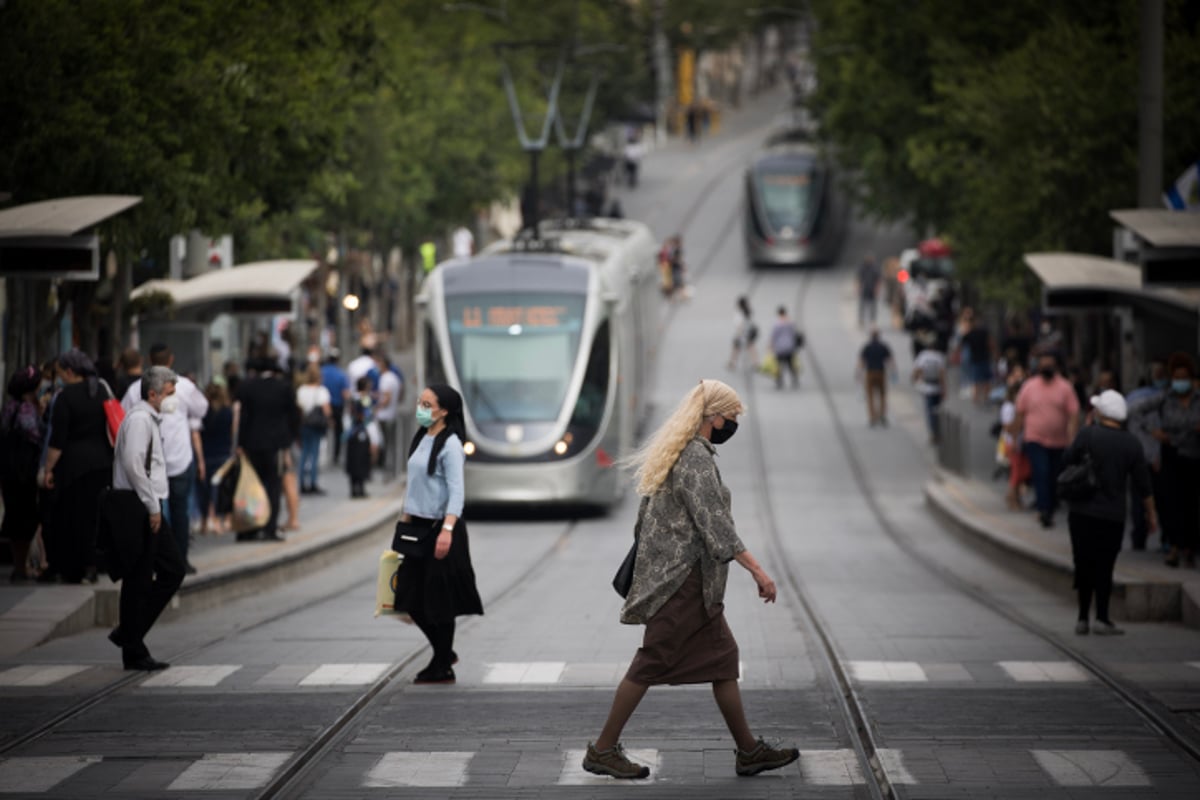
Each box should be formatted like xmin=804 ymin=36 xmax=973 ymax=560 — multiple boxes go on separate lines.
xmin=392 ymin=384 xmax=482 ymax=684
xmin=584 ymin=379 xmax=798 ymax=780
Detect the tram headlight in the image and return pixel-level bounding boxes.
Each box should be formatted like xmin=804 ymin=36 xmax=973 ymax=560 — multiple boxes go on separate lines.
xmin=463 ymin=441 xmax=476 ymax=457
xmin=553 ymin=439 xmax=569 ymax=456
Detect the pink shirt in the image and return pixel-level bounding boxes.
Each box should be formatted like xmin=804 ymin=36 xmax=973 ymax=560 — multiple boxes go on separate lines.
xmin=1016 ymin=375 xmax=1079 ymax=448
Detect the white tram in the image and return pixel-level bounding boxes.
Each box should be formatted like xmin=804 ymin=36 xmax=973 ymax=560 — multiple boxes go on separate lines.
xmin=415 ymin=218 xmax=661 ymax=509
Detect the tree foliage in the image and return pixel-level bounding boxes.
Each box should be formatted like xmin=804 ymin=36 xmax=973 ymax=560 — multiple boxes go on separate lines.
xmin=809 ymin=0 xmax=1200 ymax=305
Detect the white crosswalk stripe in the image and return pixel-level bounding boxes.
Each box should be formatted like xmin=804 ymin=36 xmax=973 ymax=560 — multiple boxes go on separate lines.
xmin=797 ymin=749 xmax=864 ymax=784
xmin=0 ymin=756 xmax=101 ymax=793
xmin=998 ymin=661 xmax=1089 ymax=683
xmin=876 ymin=748 xmax=917 ymax=784
xmin=482 ymin=662 xmax=567 ymax=684
xmin=298 ymin=663 xmax=391 ymax=686
xmin=0 ymin=665 xmax=90 ymax=687
xmin=166 ymin=752 xmax=291 ymax=791
xmin=847 ymin=661 xmax=928 ymax=682
xmin=141 ymin=665 xmax=241 ymax=688
xmin=363 ymin=752 xmax=474 ymax=788
xmin=1032 ymin=749 xmax=1152 ymax=786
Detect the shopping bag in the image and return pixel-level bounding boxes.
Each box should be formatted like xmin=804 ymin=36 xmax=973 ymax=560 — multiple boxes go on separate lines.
xmin=231 ymin=454 xmax=270 ymax=533
xmin=100 ymin=379 xmax=124 ymax=448
xmin=759 ymin=352 xmax=779 ymax=379
xmin=374 ymin=549 xmax=412 ymax=622
xmin=212 ymin=455 xmax=240 ymax=515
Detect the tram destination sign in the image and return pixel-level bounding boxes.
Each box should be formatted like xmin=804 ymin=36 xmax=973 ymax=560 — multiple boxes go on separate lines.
xmin=459 ymin=303 xmax=570 ymax=330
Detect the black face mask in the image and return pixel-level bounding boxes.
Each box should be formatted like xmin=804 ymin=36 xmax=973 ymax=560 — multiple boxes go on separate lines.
xmin=1039 ymin=367 xmax=1055 ymax=380
xmin=709 ymin=418 xmax=738 ymax=445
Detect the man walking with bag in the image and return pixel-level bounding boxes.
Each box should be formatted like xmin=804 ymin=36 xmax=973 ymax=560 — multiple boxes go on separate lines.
xmin=107 ymin=366 xmax=185 ymax=670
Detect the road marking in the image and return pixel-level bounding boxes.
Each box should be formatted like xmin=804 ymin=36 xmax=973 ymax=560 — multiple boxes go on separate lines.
xmin=559 ymin=749 xmax=659 ymax=785
xmin=0 ymin=665 xmax=90 ymax=687
xmin=847 ymin=661 xmax=928 ymax=682
xmin=298 ymin=663 xmax=391 ymax=686
xmin=482 ymin=662 xmax=567 ymax=684
xmin=798 ymin=749 xmax=864 ymax=784
xmin=141 ymin=665 xmax=241 ymax=688
xmin=876 ymin=749 xmax=917 ymax=784
xmin=167 ymin=752 xmax=290 ymax=791
xmin=998 ymin=661 xmax=1089 ymax=683
xmin=1032 ymin=750 xmax=1151 ymax=786
xmin=0 ymin=756 xmax=101 ymax=792
xmin=363 ymin=752 xmax=474 ymax=788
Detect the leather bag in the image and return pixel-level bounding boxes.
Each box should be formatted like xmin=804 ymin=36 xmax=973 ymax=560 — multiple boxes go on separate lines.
xmin=100 ymin=379 xmax=125 ymax=448
xmin=391 ymin=519 xmax=440 ymax=559
xmin=612 ymin=540 xmax=637 ymax=599
xmin=1056 ymin=448 xmax=1098 ymax=501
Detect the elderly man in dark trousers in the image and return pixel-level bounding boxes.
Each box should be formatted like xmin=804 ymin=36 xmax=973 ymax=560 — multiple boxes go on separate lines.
xmin=106 ymin=366 xmax=185 ymax=671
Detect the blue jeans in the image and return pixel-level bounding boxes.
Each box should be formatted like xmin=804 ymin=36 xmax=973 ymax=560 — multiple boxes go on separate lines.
xmin=1023 ymin=441 xmax=1063 ymax=518
xmin=300 ymin=426 xmax=323 ymax=489
xmin=165 ymin=460 xmax=195 ymax=565
xmin=922 ymin=393 xmax=942 ymax=440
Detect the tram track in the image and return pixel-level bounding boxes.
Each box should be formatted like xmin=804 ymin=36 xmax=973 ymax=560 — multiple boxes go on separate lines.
xmin=729 ymin=253 xmax=1200 ymax=798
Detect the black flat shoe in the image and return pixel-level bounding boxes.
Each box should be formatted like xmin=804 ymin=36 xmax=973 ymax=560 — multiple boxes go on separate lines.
xmin=124 ymin=656 xmax=169 ymax=671
xmin=414 ymin=666 xmax=455 ymax=685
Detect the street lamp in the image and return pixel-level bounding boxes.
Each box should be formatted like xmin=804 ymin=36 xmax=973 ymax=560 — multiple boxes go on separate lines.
xmin=342 ymin=294 xmax=360 ymax=312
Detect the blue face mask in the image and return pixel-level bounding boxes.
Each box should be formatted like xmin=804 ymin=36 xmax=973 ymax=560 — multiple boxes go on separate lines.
xmin=1172 ymin=379 xmax=1193 ymax=395
xmin=415 ymin=406 xmax=435 ymax=428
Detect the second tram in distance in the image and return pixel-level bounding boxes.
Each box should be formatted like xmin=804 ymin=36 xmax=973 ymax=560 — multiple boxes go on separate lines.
xmin=415 ymin=218 xmax=661 ymax=510
xmin=743 ymin=140 xmax=848 ymax=266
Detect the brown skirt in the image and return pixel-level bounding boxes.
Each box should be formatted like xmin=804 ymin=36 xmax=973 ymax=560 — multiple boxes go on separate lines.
xmin=625 ymin=567 xmax=740 ymax=686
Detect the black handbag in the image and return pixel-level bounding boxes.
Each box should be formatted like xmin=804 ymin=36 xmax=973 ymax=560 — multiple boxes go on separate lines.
xmin=612 ymin=540 xmax=637 ymax=598
xmin=391 ymin=518 xmax=440 ymax=558
xmin=1057 ymin=448 xmax=1098 ymax=501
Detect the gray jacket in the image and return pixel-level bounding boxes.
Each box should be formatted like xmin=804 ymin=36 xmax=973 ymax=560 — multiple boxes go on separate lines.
xmin=113 ymin=403 xmax=168 ymax=515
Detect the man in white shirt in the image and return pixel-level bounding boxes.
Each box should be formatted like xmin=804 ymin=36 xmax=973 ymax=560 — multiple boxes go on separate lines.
xmin=347 ymin=336 xmax=379 ymax=389
xmin=109 ymin=366 xmax=185 ymax=671
xmin=121 ymin=345 xmax=209 ymax=574
xmin=452 ymin=225 xmax=474 ymax=259
xmin=912 ymin=345 xmax=948 ymax=444
xmin=374 ymin=351 xmax=403 ymax=472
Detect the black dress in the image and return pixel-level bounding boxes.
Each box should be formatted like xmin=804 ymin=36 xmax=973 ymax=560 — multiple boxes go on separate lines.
xmin=392 ymin=515 xmax=483 ymax=625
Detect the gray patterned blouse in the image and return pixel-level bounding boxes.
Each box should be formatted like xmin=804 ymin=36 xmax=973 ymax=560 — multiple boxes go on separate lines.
xmin=620 ymin=437 xmax=747 ymax=624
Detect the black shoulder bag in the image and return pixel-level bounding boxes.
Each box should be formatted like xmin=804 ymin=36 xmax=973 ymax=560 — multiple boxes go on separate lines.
xmin=1056 ymin=436 xmax=1098 ymax=501
xmin=612 ymin=498 xmax=647 ymax=598
xmin=391 ymin=518 xmax=441 ymax=558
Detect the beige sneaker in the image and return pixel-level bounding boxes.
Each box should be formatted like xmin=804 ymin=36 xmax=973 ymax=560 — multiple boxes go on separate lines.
xmin=736 ymin=738 xmax=800 ymax=776
xmin=582 ymin=742 xmax=650 ymax=779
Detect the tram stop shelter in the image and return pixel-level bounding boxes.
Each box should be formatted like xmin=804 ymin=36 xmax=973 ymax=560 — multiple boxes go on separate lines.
xmin=130 ymin=259 xmax=318 ymax=384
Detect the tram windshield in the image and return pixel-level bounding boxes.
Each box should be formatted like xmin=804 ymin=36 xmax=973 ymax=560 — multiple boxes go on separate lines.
xmin=754 ymin=158 xmax=816 ymax=231
xmin=445 ymin=293 xmax=587 ymax=423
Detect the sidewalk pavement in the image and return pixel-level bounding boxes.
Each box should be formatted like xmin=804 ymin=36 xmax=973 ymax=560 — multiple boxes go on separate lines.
xmin=0 ymin=461 xmax=404 ymax=660
xmin=925 ymin=385 xmax=1200 ymax=629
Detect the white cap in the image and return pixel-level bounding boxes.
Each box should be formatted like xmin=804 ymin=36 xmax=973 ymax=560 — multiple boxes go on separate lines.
xmin=1090 ymin=389 xmax=1127 ymax=422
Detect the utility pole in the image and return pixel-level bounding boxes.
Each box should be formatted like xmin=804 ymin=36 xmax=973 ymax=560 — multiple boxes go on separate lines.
xmin=652 ymin=0 xmax=671 ymax=142
xmin=1138 ymin=0 xmax=1163 ymax=207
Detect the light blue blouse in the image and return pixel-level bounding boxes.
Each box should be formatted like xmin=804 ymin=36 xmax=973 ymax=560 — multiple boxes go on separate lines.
xmin=403 ymin=432 xmax=465 ymax=519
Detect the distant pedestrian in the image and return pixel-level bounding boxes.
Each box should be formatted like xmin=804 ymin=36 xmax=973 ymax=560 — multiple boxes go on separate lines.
xmin=44 ymin=350 xmax=113 ymax=583
xmin=667 ymin=235 xmax=687 ymax=301
xmin=112 ymin=348 xmax=143 ymax=403
xmin=106 ymin=365 xmax=185 ymax=670
xmin=320 ymin=351 xmax=349 ymax=465
xmin=911 ymin=344 xmax=946 ymax=444
xmin=2 ymin=365 xmax=45 ymax=582
xmin=623 ymin=132 xmax=644 ymax=187
xmin=198 ymin=383 xmax=234 ymax=534
xmin=374 ymin=350 xmax=404 ymax=472
xmin=345 ymin=398 xmax=373 ymax=498
xmin=1015 ymin=353 xmax=1080 ymax=528
xmin=959 ymin=312 xmax=995 ymax=406
xmin=296 ymin=364 xmax=332 ymax=496
xmin=1063 ymin=390 xmax=1156 ymax=635
xmin=1126 ymin=359 xmax=1170 ymax=551
xmin=769 ymin=306 xmax=804 ymax=389
xmin=856 ymin=327 xmax=896 ymax=427
xmin=121 ymin=345 xmax=208 ymax=575
xmin=1152 ymin=352 xmax=1200 ymax=568
xmin=392 ymin=384 xmax=483 ymax=684
xmin=728 ymin=296 xmax=759 ymax=371
xmin=583 ymin=379 xmax=797 ymax=780
xmin=452 ymin=225 xmax=474 ymax=259
xmin=234 ymin=354 xmax=299 ymax=542
xmin=857 ymin=254 xmax=881 ymax=327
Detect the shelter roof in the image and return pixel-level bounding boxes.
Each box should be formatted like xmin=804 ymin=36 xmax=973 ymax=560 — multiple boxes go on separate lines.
xmin=1109 ymin=209 xmax=1200 ymax=248
xmin=0 ymin=195 xmax=141 ymax=238
xmin=131 ymin=259 xmax=318 ymax=319
xmin=1024 ymin=251 xmax=1200 ymax=320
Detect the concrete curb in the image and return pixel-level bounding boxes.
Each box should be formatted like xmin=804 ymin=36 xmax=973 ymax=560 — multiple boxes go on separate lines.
xmin=923 ymin=475 xmax=1189 ymax=625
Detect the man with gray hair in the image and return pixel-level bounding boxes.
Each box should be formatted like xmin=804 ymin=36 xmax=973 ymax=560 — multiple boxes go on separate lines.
xmin=107 ymin=365 xmax=186 ymax=670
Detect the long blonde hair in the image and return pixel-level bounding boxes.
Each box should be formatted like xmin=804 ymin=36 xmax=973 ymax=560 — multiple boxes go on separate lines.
xmin=626 ymin=379 xmax=744 ymax=496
